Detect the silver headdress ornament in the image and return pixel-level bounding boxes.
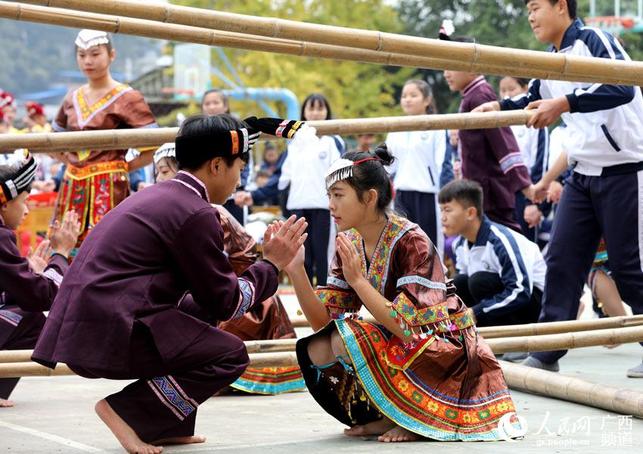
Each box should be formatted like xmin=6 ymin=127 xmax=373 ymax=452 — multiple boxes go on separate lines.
xmin=0 ymin=151 xmax=37 ymax=205
xmin=153 ymin=142 xmax=176 ymax=165
xmin=439 ymin=19 xmax=455 ymax=40
xmin=75 ymin=30 xmax=111 ymax=50
xmin=325 ymin=156 xmax=381 ymax=190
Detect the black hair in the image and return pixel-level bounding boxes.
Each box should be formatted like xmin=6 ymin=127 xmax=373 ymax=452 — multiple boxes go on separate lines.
xmin=154 ymin=156 xmax=179 ymax=180
xmin=403 ymin=79 xmax=436 ymax=114
xmin=0 ymin=162 xmax=32 ymax=198
xmin=301 ymin=93 xmax=332 ymax=121
xmin=340 ymin=144 xmax=395 ymax=213
xmin=175 ymin=114 xmax=249 ymax=171
xmin=524 ymin=0 xmax=577 ymax=19
xmin=438 ymin=179 xmax=484 ymax=219
xmin=201 ymin=89 xmax=230 ymax=114
xmin=503 ymin=76 xmax=531 ymax=88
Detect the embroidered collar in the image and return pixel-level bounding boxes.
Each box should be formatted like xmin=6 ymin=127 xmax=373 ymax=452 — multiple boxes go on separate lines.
xmin=555 ymin=18 xmax=584 ymax=52
xmin=462 ymin=75 xmax=486 ymax=97
xmin=72 ymin=84 xmax=132 ymax=128
xmin=174 ymin=171 xmax=210 ymax=203
xmin=347 ymin=215 xmax=415 ymax=293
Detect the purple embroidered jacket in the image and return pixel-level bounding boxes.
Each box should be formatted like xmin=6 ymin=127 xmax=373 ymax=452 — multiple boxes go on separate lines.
xmin=458 ymin=76 xmax=531 ymax=210
xmin=33 ymin=171 xmax=278 ymax=370
xmin=0 ymin=219 xmax=68 ymax=346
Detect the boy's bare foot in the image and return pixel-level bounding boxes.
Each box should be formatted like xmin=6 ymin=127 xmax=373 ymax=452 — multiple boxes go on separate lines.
xmin=344 ymin=418 xmax=396 ymax=437
xmin=378 ymin=425 xmax=421 ymax=442
xmin=95 ymin=399 xmax=163 ymax=454
xmin=152 ymin=435 xmax=206 ymax=446
xmin=0 ymin=398 xmax=15 ymax=408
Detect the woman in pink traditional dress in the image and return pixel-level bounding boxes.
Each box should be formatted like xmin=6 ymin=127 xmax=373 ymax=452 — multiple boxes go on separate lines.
xmin=52 ymin=30 xmax=157 ymax=241
xmin=285 ymin=144 xmax=524 ymax=442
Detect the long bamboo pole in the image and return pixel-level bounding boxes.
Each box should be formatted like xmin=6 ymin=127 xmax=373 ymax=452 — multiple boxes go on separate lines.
xmin=486 ymin=324 xmax=643 ymax=354
xmin=3 ymin=1 xmax=574 ymax=83
xmin=0 ymin=352 xmax=299 ymax=378
xmin=0 ymin=111 xmax=534 ymax=152
xmin=17 ymin=0 xmax=643 ymax=86
xmin=2 ymin=357 xmax=642 ymax=418
xmin=4 ymin=324 xmax=643 ymax=365
xmin=500 ymin=360 xmax=643 ymax=418
xmin=0 ymin=2 xmax=643 ymax=85
xmin=291 ymin=314 xmax=643 ymax=337
xmin=479 ymin=314 xmax=643 ymax=339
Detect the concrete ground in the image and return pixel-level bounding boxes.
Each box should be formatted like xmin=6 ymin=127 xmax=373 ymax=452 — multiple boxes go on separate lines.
xmin=1 ymin=342 xmax=642 ymax=453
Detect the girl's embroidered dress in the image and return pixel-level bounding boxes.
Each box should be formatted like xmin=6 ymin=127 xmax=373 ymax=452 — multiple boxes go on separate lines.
xmin=216 ymin=207 xmax=306 ymax=395
xmin=296 ymin=214 xmax=522 ymax=441
xmin=52 ymin=84 xmax=156 ymax=239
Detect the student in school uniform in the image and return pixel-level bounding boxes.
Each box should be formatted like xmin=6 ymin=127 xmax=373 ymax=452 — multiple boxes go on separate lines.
xmin=386 ymin=79 xmax=448 ymax=254
xmin=439 ymin=179 xmax=544 ymax=329
xmin=475 ymin=0 xmax=643 ymax=374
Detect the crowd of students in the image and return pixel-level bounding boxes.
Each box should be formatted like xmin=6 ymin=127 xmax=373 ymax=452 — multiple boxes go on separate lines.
xmin=1 ymin=0 xmax=642 ymax=451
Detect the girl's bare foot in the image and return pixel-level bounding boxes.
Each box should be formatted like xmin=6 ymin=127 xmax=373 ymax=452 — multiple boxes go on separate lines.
xmin=0 ymin=398 xmax=15 ymax=408
xmin=95 ymin=399 xmax=163 ymax=454
xmin=378 ymin=425 xmax=421 ymax=442
xmin=344 ymin=418 xmax=396 ymax=437
xmin=152 ymin=435 xmax=206 ymax=446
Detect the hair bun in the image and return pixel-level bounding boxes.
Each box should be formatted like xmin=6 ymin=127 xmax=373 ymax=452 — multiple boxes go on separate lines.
xmin=373 ymin=143 xmax=395 ymax=166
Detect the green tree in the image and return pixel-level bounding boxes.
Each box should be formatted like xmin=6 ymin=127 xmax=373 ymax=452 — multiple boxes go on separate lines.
xmin=174 ymin=0 xmax=415 ymax=120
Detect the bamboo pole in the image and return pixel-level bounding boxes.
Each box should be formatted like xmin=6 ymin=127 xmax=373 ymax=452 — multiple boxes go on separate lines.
xmin=486 ymin=324 xmax=643 ymax=354
xmin=18 ymin=0 xmax=643 ymax=86
xmin=2 ymin=357 xmax=640 ymax=417
xmin=4 ymin=324 xmax=643 ymax=365
xmin=480 ymin=314 xmax=643 ymax=339
xmin=5 ymin=1 xmax=643 ymax=85
xmin=0 ymin=111 xmax=534 ymax=152
xmin=500 ymin=360 xmax=643 ymax=418
xmin=0 ymin=352 xmax=299 ymax=378
xmin=291 ymin=314 xmax=643 ymax=337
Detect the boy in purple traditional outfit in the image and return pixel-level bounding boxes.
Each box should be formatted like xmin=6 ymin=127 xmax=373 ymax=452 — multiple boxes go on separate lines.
xmin=0 ymin=153 xmax=80 ymax=407
xmin=439 ymin=22 xmax=535 ymax=231
xmin=33 ymin=114 xmax=307 ymax=453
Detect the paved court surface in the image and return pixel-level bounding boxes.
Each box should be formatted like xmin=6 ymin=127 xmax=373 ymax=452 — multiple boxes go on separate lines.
xmin=2 ymin=343 xmax=642 ymax=453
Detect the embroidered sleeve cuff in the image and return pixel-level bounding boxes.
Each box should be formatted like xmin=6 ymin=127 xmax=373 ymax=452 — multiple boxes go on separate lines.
xmin=315 ymin=288 xmax=360 ymax=318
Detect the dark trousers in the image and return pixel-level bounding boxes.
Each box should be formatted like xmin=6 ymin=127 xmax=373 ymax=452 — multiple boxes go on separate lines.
xmin=223 ymin=198 xmax=244 ymax=225
xmin=0 ymin=311 xmax=45 ymax=399
xmin=292 ymin=209 xmax=330 ymax=286
xmin=454 ymin=272 xmax=542 ymax=327
xmin=534 ymin=168 xmax=643 ymax=364
xmin=395 ymin=190 xmax=440 ymax=249
xmin=514 ymin=192 xmax=537 ymax=242
xmin=70 ymin=322 xmax=248 ymax=443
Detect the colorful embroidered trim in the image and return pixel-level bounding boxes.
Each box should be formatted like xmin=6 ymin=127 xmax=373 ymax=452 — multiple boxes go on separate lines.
xmin=499 ymin=152 xmax=525 ymax=174
xmin=335 ymin=319 xmax=519 ymax=441
xmin=397 ymin=275 xmax=447 ymax=291
xmin=147 ymin=376 xmax=198 ymax=421
xmin=327 ymin=276 xmax=350 ymax=290
xmin=65 ymin=161 xmax=128 ymax=181
xmin=73 ymin=84 xmax=132 ymax=129
xmin=42 ymin=268 xmax=64 ymax=287
xmin=316 ymin=288 xmax=361 ymax=318
xmin=0 ymin=309 xmax=23 ymax=327
xmin=231 ymin=278 xmax=256 ymax=319
xmin=230 ymin=130 xmax=240 ymax=154
xmin=231 ymin=366 xmax=306 ymax=395
xmin=390 ymin=292 xmax=449 ymax=327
